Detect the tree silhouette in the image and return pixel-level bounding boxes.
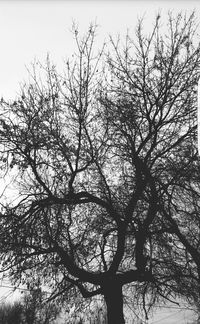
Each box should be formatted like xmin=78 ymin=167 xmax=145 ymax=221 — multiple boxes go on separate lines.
xmin=0 ymin=13 xmax=199 ymax=323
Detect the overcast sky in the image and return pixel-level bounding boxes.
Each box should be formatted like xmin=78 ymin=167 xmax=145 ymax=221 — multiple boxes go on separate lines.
xmin=0 ymin=0 xmax=200 ymax=99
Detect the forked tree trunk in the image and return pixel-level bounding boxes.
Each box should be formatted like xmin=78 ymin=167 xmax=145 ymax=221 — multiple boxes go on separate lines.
xmin=102 ymin=280 xmax=125 ymax=324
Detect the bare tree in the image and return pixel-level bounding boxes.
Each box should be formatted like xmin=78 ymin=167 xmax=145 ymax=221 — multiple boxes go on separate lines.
xmin=0 ymin=14 xmax=199 ymax=323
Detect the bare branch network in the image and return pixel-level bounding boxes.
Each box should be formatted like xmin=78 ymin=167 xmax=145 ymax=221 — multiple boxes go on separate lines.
xmin=0 ymin=13 xmax=199 ymax=324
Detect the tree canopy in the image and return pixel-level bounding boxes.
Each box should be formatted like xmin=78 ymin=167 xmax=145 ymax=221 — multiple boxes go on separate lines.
xmin=0 ymin=12 xmax=199 ymax=323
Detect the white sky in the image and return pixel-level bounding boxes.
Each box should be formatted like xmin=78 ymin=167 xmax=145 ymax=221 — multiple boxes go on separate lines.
xmin=0 ymin=1 xmax=199 ymax=321
xmin=0 ymin=0 xmax=199 ymax=99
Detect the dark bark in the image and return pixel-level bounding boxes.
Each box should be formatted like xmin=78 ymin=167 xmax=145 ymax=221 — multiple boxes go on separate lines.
xmin=102 ymin=280 xmax=125 ymax=324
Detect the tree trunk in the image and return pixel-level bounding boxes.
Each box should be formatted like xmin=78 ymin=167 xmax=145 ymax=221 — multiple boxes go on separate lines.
xmin=102 ymin=280 xmax=125 ymax=324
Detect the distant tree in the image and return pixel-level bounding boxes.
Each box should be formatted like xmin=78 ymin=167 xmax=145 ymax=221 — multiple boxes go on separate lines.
xmin=21 ymin=287 xmax=60 ymax=324
xmin=0 ymin=289 xmax=59 ymax=324
xmin=0 ymin=13 xmax=200 ymax=324
xmin=0 ymin=301 xmax=23 ymax=324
